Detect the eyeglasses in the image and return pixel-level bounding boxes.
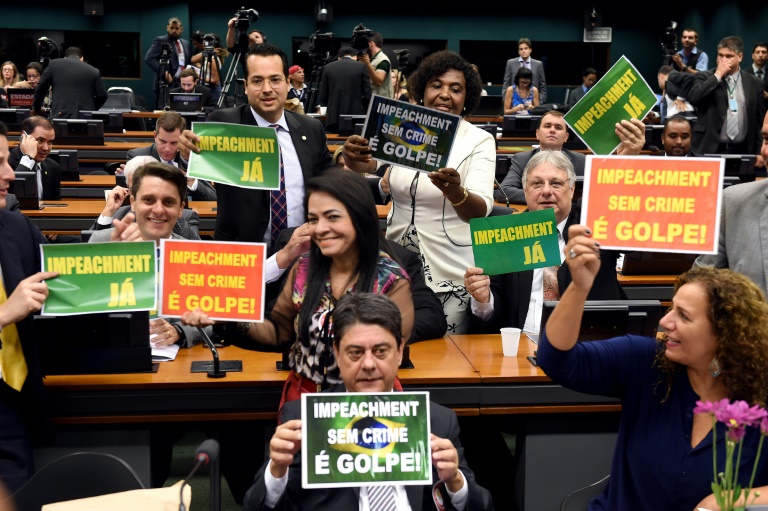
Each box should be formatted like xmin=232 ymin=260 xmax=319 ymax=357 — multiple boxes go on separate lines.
xmin=527 ymin=179 xmax=569 ymax=191
xmin=247 ymin=76 xmax=285 ymax=90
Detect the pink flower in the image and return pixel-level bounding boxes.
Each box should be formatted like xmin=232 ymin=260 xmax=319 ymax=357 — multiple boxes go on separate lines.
xmin=694 ymin=398 xmax=729 ymax=416
xmin=760 ymin=416 xmax=768 ymax=436
xmin=714 ymin=400 xmax=768 ymax=430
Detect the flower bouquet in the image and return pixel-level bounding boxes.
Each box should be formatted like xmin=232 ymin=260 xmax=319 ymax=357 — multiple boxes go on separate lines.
xmin=694 ymin=399 xmax=768 ymax=511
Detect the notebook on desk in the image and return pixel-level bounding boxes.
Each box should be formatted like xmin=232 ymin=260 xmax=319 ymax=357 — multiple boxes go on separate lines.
xmin=169 ymin=92 xmax=203 ymax=112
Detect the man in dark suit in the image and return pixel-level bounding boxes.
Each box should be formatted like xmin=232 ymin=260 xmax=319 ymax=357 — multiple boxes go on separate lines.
xmin=8 ymin=116 xmax=61 ymax=200
xmin=169 ymin=68 xmax=218 ymax=110
xmin=177 ymin=43 xmax=334 ymax=245
xmin=466 ymin=150 xmax=627 ymax=335
xmin=566 ymin=67 xmax=597 ymax=107
xmin=502 ymin=38 xmax=547 ymax=103
xmin=243 ymin=292 xmax=493 ymax=511
xmin=145 ymin=17 xmax=192 ymax=108
xmin=318 ymin=47 xmax=372 ymax=133
xmin=746 ymin=42 xmax=768 ymax=109
xmin=32 ymin=47 xmax=107 ymax=119
xmin=127 ymin=111 xmax=216 ymax=202
xmin=688 ymin=35 xmax=767 ymax=156
xmin=661 ymin=115 xmax=701 ymax=157
xmin=495 ymin=110 xmax=584 ymax=204
xmin=0 ymin=121 xmax=58 ymax=492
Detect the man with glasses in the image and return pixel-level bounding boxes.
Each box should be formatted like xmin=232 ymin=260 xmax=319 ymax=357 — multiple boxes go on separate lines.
xmin=464 ymin=150 xmax=628 ymax=335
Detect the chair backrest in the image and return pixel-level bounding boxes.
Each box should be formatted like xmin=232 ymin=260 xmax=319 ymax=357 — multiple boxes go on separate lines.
xmin=560 ymin=475 xmax=610 ymax=511
xmin=8 ymin=452 xmax=145 ymax=511
xmin=104 ymin=161 xmax=122 ymax=175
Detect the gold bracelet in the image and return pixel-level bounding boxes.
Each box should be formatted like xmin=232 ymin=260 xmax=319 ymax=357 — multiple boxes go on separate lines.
xmin=450 ymin=187 xmax=469 ymax=207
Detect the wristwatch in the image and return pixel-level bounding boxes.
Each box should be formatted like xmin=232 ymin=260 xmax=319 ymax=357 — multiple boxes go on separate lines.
xmin=683 ymin=65 xmax=689 ymax=71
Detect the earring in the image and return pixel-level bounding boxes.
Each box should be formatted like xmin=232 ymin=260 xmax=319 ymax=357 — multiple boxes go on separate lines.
xmin=709 ymin=358 xmax=722 ymax=378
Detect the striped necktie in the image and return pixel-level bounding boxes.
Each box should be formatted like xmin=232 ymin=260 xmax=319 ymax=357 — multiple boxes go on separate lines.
xmin=0 ymin=280 xmax=28 ymax=391
xmin=269 ymin=124 xmax=287 ymax=247
xmin=368 ymin=484 xmax=397 ymax=511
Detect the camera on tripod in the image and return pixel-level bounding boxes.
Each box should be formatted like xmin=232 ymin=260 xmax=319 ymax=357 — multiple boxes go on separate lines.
xmin=202 ymin=33 xmax=217 ymax=52
xmin=351 ymin=23 xmax=374 ymax=55
xmin=235 ymin=7 xmax=259 ymax=32
xmin=309 ymin=31 xmax=335 ymax=62
xmin=660 ymin=21 xmax=678 ymax=65
xmin=394 ymin=49 xmax=409 ymax=68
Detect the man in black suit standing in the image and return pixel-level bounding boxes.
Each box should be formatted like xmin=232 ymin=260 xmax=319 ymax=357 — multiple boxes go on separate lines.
xmin=32 ymin=47 xmax=107 ymax=119
xmin=127 ymin=111 xmax=216 ymax=202
xmin=746 ymin=42 xmax=768 ymax=108
xmin=169 ymin=68 xmax=218 ymax=110
xmin=145 ymin=17 xmax=192 ymax=109
xmin=8 ymin=116 xmax=61 ymax=200
xmin=178 ymin=43 xmax=334 ymax=246
xmin=0 ymin=120 xmax=58 ymax=492
xmin=688 ymin=35 xmax=767 ymax=157
xmin=318 ymin=47 xmax=372 ymax=133
xmin=465 ymin=150 xmax=629 ymax=336
xmin=242 ymin=292 xmax=493 ymax=511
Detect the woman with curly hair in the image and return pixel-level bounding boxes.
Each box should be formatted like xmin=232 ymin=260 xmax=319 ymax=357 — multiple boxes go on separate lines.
xmin=538 ymin=225 xmax=768 ymax=511
xmin=342 ymin=50 xmax=495 ymax=333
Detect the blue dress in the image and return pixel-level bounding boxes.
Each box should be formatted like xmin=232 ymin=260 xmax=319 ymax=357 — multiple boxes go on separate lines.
xmin=511 ymin=85 xmax=534 ymax=114
xmin=537 ymin=333 xmax=768 ymax=511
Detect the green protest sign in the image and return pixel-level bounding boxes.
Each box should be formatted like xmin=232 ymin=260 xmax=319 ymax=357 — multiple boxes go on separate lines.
xmin=470 ymin=208 xmax=560 ymax=275
xmin=41 ymin=241 xmax=157 ymax=315
xmin=362 ymin=95 xmax=459 ymax=173
xmin=563 ymin=56 xmax=656 ymax=155
xmin=187 ymin=122 xmax=281 ymax=190
xmin=301 ymin=392 xmax=431 ymax=488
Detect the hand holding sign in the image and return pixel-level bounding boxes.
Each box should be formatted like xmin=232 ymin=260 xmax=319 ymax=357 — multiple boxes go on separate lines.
xmin=181 ymin=307 xmax=216 ymax=327
xmin=341 ymin=134 xmax=375 ymax=173
xmin=463 ymin=267 xmax=491 ymax=304
xmin=563 ymin=225 xmax=602 ymax=294
xmin=177 ymin=129 xmax=201 ymax=160
xmin=614 ymin=118 xmax=646 ymax=155
xmin=0 ymin=271 xmax=58 ymax=325
xmin=269 ymin=419 xmax=303 ymax=479
xmin=430 ymin=434 xmax=464 ymax=492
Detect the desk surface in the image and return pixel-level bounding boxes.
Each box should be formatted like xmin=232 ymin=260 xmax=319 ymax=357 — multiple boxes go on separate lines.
xmin=449 ymin=334 xmax=546 ymax=383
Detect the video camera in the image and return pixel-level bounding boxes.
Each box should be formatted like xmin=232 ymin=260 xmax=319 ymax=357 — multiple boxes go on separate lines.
xmin=394 ymin=49 xmax=409 ymax=68
xmin=660 ymin=21 xmax=678 ymax=66
xmin=351 ymin=23 xmax=374 ymax=55
xmin=235 ymin=7 xmax=259 ymax=32
xmin=309 ymin=31 xmax=335 ymax=62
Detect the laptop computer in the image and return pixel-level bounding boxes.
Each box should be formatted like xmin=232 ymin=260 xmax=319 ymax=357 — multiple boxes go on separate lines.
xmin=6 ymin=88 xmax=35 ymax=108
xmin=169 ymin=92 xmax=203 ymax=112
xmin=472 ymin=95 xmax=503 ymax=117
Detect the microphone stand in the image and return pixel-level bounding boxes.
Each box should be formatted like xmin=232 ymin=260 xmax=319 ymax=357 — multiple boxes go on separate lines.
xmin=190 ymin=327 xmax=243 ymax=377
xmin=494 ymin=178 xmax=511 ymax=208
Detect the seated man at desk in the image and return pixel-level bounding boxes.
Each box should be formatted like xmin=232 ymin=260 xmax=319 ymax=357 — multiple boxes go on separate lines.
xmin=495 ymin=110 xmax=584 ymax=204
xmin=88 ymin=161 xmax=204 ymax=348
xmin=126 ymin=111 xmax=216 ymax=202
xmin=660 ymin=114 xmax=700 ymax=157
xmin=169 ymin=68 xmax=218 ymax=111
xmin=8 ymin=116 xmax=61 ymax=201
xmin=242 ymin=292 xmax=493 ymax=511
xmin=465 ymin=150 xmax=627 ymax=336
xmin=90 ymin=155 xmax=200 ymax=239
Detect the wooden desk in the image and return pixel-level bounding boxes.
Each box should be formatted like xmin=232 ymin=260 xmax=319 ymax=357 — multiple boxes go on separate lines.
xmin=61 ymin=174 xmax=118 ymax=198
xmin=21 ymin=200 xmax=217 ymax=234
xmin=617 ymin=273 xmax=676 ymax=301
xmin=9 ymin=139 xmax=149 ymax=162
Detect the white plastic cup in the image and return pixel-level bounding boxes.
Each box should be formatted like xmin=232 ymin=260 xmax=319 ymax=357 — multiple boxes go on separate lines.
xmin=500 ymin=327 xmax=522 ymax=357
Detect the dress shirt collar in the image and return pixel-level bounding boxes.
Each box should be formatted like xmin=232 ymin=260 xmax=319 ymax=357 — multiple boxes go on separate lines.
xmin=250 ymin=107 xmax=289 ymax=132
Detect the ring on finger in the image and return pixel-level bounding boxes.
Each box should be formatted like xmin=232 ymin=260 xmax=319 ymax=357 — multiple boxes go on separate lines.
xmin=443 ymin=181 xmax=449 ymax=188
xmin=569 ymin=249 xmax=577 ymax=259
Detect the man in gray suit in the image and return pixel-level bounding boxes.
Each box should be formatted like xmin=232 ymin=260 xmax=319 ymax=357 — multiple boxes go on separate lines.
xmin=88 ymin=162 xmax=204 ymax=348
xmin=502 ymin=38 xmax=547 ymax=103
xmin=693 ymin=110 xmax=768 ymax=295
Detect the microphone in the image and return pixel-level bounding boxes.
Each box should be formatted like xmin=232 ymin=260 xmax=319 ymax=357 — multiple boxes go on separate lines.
xmin=179 ymin=438 xmax=220 ymax=511
xmin=494 ymin=178 xmax=511 ymax=208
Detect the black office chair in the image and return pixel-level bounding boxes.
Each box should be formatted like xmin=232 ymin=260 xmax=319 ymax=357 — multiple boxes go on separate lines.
xmin=7 ymin=452 xmax=145 ymax=511
xmin=104 ymin=161 xmax=122 ymax=175
xmin=560 ymin=475 xmax=610 ymax=511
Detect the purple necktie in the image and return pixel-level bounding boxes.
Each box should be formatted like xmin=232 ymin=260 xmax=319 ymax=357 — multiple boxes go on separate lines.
xmin=269 ymin=124 xmax=287 ymax=247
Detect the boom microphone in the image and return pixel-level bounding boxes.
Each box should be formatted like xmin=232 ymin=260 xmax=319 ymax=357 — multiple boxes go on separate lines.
xmin=494 ymin=178 xmax=511 ymax=208
xmin=179 ymin=438 xmax=220 ymax=511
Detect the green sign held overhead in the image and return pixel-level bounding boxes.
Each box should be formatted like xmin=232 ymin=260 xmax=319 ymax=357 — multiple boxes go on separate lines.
xmin=470 ymin=208 xmax=561 ymax=275
xmin=301 ymin=392 xmax=431 ymax=488
xmin=564 ymin=55 xmax=656 ymax=155
xmin=41 ymin=241 xmax=157 ymax=315
xmin=187 ymin=122 xmax=282 ymax=190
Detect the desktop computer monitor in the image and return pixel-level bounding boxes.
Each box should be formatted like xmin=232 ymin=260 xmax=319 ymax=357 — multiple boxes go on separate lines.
xmin=501 ymin=115 xmax=541 ymax=137
xmin=703 ymin=154 xmax=757 ymax=186
xmin=34 ymin=311 xmax=153 ymax=374
xmin=539 ymin=300 xmax=662 ymax=342
xmin=169 ymin=92 xmax=203 ymax=112
xmin=52 ymin=118 xmax=105 ymax=145
xmin=9 ymin=170 xmax=40 ymax=210
xmin=47 ymin=149 xmax=80 ymax=181
xmin=0 ymin=108 xmax=31 ymax=131
xmin=338 ymin=115 xmax=367 ymax=136
xmin=80 ymin=110 xmax=124 ymax=133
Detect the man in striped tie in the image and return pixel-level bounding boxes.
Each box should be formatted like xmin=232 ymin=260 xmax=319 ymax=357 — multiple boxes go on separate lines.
xmin=0 ymin=121 xmax=58 ymax=492
xmin=243 ymin=293 xmax=493 ymax=511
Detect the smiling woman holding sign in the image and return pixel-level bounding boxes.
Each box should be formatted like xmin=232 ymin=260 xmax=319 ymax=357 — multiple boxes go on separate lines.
xmin=539 ymin=229 xmax=768 ymax=511
xmin=343 ymin=50 xmax=495 ymax=333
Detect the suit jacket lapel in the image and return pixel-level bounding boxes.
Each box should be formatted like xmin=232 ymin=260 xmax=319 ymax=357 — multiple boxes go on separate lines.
xmin=0 ymin=214 xmax=24 ymax=293
xmin=406 ymin=484 xmax=424 ymax=510
xmin=284 ymin=111 xmax=314 ymax=182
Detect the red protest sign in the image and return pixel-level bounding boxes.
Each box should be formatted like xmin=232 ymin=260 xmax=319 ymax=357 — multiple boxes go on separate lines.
xmin=159 ymin=239 xmax=266 ymax=322
xmin=580 ymin=156 xmax=723 ymax=254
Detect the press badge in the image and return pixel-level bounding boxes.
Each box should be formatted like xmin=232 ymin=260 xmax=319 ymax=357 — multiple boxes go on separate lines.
xmin=729 ymin=98 xmax=738 ymax=111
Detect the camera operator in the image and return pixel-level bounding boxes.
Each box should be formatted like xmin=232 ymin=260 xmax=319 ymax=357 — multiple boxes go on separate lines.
xmin=226 ymin=9 xmax=264 ymax=52
xmin=355 ymin=28 xmax=394 ymax=99
xmin=190 ymin=33 xmax=228 ymax=104
xmin=145 ymin=17 xmax=192 ymax=108
xmin=672 ymin=28 xmax=708 ymax=74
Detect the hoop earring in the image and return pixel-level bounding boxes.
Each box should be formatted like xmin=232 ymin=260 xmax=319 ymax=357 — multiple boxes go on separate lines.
xmin=709 ymin=358 xmax=722 ymax=378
